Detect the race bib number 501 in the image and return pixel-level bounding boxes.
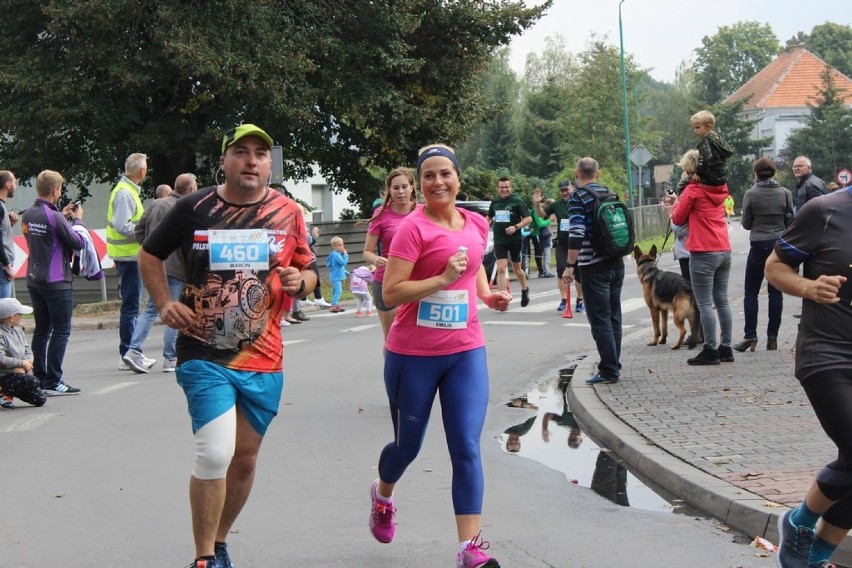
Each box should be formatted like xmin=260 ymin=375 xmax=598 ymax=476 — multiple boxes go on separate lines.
xmin=209 ymin=229 xmax=269 ymax=271
xmin=417 ymin=290 xmax=469 ymax=329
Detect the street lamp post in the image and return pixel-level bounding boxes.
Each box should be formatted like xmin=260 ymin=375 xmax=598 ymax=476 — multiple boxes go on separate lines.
xmin=619 ymin=0 xmax=632 ymax=204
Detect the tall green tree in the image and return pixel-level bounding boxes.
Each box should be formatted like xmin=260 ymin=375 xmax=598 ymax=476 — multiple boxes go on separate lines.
xmin=511 ymin=35 xmax=576 ymax=178
xmin=781 ymin=68 xmax=852 ymax=182
xmin=455 ymin=49 xmax=519 ymax=171
xmin=642 ymin=63 xmax=702 ymax=163
xmin=0 ymin=0 xmax=547 ymax=208
xmin=556 ymin=36 xmax=643 ymax=192
xmin=693 ymin=21 xmax=781 ymax=104
xmin=787 ymin=22 xmax=852 ymax=78
xmin=513 ymin=76 xmax=570 ymax=178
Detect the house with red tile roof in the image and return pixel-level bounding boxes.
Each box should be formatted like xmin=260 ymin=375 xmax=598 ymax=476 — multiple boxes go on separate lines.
xmin=724 ymin=46 xmax=852 ymax=159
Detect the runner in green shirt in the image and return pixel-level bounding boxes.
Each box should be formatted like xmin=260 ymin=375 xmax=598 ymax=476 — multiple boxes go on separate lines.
xmin=487 ymin=177 xmax=532 ymax=307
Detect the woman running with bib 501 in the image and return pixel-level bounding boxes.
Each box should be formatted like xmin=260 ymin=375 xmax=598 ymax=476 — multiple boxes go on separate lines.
xmin=368 ymin=144 xmax=511 ymax=568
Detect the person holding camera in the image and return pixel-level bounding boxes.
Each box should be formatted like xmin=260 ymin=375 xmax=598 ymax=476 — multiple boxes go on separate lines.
xmin=20 ymin=170 xmax=86 ymax=395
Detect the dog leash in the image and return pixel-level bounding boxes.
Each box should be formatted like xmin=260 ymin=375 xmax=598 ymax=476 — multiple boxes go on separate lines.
xmin=660 ymin=223 xmax=673 ymax=256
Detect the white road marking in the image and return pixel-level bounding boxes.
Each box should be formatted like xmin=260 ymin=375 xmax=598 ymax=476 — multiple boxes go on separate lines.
xmin=621 ymin=298 xmax=649 ymax=314
xmin=561 ymin=323 xmax=636 ymax=329
xmin=306 ymin=311 xmax=349 ymax=318
xmin=514 ymin=301 xmax=564 ymax=313
xmin=3 ymin=413 xmax=60 ymax=432
xmin=340 ymin=324 xmax=380 ymax=333
xmin=282 ymin=339 xmax=310 ymax=346
xmin=91 ymin=382 xmax=139 ymax=395
xmin=481 ymin=321 xmax=548 ymax=326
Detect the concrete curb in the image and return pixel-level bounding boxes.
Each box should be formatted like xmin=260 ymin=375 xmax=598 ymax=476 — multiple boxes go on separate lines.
xmin=567 ymin=325 xmax=852 ymax=565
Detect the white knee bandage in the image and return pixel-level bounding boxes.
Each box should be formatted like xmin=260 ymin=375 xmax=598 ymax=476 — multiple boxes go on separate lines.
xmin=192 ymin=407 xmax=237 ymax=480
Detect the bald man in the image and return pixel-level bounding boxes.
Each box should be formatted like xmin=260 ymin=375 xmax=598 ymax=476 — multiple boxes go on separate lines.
xmin=155 ymin=184 xmax=173 ymax=199
xmin=122 ymin=173 xmax=198 ymax=373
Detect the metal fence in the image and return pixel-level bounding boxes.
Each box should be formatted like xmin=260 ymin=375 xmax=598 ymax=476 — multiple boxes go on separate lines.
xmin=631 ymin=203 xmax=670 ymax=243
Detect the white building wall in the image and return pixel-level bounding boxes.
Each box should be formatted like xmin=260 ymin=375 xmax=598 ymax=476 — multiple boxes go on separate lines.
xmin=282 ymin=167 xmax=355 ymax=223
xmin=746 ymin=107 xmax=810 ymax=160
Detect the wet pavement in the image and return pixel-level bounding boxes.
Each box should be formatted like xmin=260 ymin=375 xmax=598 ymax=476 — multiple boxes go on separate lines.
xmin=499 ymin=367 xmax=678 ymax=515
xmin=568 ymin=297 xmax=852 ymax=566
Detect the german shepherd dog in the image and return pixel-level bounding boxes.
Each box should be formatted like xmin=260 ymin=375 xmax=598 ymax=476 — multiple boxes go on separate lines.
xmin=634 ymin=245 xmax=699 ymax=350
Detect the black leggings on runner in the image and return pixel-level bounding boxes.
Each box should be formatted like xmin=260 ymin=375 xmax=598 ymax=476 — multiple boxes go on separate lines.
xmin=802 ymin=368 xmax=852 ymax=529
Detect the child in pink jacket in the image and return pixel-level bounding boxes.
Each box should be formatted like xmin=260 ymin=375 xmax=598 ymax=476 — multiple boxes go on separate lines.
xmin=349 ymin=265 xmax=376 ymax=317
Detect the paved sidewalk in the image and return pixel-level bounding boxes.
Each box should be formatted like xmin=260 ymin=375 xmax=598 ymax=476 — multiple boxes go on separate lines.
xmin=568 ymin=297 xmax=852 ymax=565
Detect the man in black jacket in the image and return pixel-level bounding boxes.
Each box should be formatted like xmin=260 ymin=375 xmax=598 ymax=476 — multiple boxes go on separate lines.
xmin=792 ymin=156 xmax=827 ymax=213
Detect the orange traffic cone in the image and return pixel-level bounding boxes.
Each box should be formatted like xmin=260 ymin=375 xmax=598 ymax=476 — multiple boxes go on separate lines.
xmin=562 ymin=285 xmax=573 ymax=318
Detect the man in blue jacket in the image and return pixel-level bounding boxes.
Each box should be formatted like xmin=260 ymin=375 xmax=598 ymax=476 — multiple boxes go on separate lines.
xmin=21 ymin=170 xmax=86 ymax=395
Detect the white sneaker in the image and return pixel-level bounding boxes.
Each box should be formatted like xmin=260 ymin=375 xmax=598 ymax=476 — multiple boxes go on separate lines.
xmin=162 ymin=358 xmax=177 ymax=372
xmin=314 ymin=299 xmax=331 ymax=308
xmin=122 ymin=349 xmax=150 ymax=374
xmin=301 ymin=298 xmax=315 ymax=306
xmin=119 ymin=354 xmax=157 ymax=371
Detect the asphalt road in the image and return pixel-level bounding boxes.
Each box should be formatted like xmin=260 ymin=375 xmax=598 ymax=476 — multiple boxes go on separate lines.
xmin=0 ymin=226 xmax=775 ymax=567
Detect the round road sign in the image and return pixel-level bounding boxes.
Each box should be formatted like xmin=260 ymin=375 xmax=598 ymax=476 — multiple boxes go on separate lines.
xmin=837 ymin=169 xmax=852 ymax=186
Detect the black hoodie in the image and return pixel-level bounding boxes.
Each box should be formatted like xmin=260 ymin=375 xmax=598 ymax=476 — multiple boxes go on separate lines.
xmin=696 ymin=130 xmax=734 ymax=186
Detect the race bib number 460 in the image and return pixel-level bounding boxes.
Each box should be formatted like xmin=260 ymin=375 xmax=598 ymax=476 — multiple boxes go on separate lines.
xmin=417 ymin=290 xmax=469 ymax=329
xmin=209 ymin=229 xmax=269 ymax=271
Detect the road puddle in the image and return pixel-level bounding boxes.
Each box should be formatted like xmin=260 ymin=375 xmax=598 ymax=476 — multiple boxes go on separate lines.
xmin=498 ymin=360 xmax=685 ymax=514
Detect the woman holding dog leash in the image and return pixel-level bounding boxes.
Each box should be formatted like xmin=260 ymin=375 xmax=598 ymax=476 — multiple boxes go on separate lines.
xmin=735 ymin=156 xmax=793 ymax=352
xmin=667 ymin=150 xmax=734 ymax=366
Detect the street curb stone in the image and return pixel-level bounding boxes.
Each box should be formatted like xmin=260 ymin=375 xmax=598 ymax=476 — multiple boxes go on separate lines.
xmin=568 ymin=323 xmax=852 ymax=566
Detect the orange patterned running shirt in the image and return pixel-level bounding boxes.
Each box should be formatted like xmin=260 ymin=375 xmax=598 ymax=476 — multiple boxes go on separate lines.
xmin=142 ymin=186 xmax=314 ymax=372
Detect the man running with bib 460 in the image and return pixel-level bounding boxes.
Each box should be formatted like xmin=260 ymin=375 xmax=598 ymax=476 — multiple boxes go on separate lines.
xmin=138 ymin=124 xmax=316 ymax=568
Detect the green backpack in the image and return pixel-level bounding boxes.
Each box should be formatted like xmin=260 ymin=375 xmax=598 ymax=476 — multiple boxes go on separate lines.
xmin=589 ymin=187 xmax=635 ymax=258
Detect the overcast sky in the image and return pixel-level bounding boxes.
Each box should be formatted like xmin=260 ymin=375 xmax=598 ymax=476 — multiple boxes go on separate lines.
xmin=509 ymin=0 xmax=847 ymax=82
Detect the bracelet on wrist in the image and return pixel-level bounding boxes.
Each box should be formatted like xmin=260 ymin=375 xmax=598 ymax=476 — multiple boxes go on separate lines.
xmin=288 ymin=278 xmax=306 ymax=297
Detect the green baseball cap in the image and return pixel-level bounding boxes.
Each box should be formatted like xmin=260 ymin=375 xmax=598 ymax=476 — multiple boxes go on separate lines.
xmin=221 ymin=124 xmax=273 ymax=154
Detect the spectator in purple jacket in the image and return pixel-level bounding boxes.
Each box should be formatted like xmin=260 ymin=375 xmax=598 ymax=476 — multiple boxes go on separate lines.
xmin=20 ymin=170 xmax=86 ymax=395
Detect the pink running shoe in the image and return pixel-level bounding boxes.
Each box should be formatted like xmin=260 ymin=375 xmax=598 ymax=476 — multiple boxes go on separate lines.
xmin=366 ymin=310 xmax=374 ymax=317
xmin=369 ymin=479 xmax=396 ymax=543
xmin=457 ymin=532 xmax=500 ymax=568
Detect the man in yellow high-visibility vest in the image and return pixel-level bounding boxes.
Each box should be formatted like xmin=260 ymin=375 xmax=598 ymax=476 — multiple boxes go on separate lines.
xmin=107 ymin=153 xmax=148 ymax=370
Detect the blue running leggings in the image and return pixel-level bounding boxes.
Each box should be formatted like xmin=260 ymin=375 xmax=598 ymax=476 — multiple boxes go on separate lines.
xmin=379 ymin=347 xmax=489 ymax=515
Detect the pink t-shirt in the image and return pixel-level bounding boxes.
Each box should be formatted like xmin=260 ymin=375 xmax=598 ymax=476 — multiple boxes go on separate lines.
xmin=367 ymin=205 xmax=412 ymax=283
xmin=384 ymin=206 xmax=489 ymax=357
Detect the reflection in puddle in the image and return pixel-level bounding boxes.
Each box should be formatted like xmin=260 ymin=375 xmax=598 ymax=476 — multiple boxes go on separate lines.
xmin=499 ymin=364 xmax=680 ymax=514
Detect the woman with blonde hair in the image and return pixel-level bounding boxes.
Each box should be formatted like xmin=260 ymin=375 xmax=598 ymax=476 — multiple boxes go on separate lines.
xmin=363 ymin=168 xmax=418 ymax=341
xmin=667 ymin=148 xmax=733 ymax=365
